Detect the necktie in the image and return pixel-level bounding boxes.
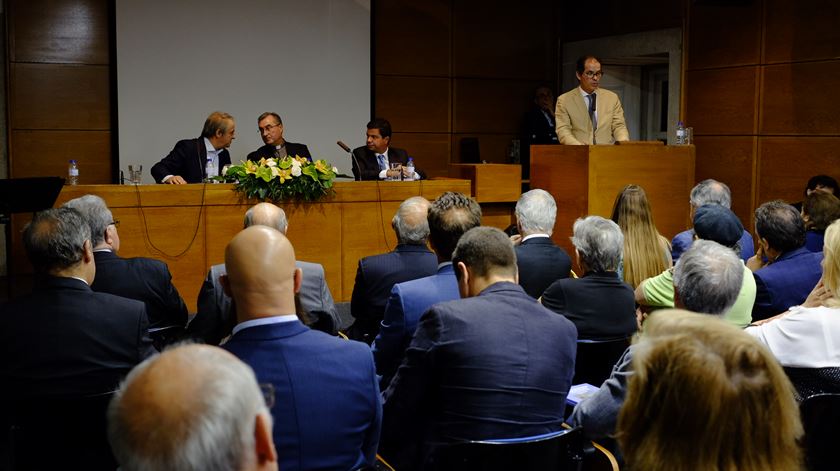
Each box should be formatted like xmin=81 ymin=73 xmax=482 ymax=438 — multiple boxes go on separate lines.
xmin=589 ymin=93 xmax=597 ymax=143
xmin=377 ymin=154 xmax=387 ymax=171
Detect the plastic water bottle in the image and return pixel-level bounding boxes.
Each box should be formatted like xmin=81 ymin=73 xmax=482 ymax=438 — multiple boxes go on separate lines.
xmin=676 ymin=121 xmax=686 ymax=145
xmin=67 ymin=160 xmax=79 ymax=185
xmin=205 ymin=157 xmax=217 ymax=181
xmin=406 ymin=158 xmax=415 ymax=180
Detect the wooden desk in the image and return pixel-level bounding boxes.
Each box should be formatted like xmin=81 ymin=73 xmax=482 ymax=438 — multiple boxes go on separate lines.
xmin=37 ymin=180 xmax=471 ymax=310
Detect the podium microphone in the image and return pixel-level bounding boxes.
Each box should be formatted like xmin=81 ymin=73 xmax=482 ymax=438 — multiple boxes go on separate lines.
xmin=337 ymin=141 xmax=360 ymax=181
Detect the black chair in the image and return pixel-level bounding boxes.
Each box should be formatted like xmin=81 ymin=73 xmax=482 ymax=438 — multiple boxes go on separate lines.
xmin=800 ymin=393 xmax=840 ymax=471
xmin=426 ymin=427 xmax=586 ymax=471
xmin=573 ymin=337 xmax=631 ymax=386
xmin=1 ymin=392 xmax=118 ymax=471
xmin=784 ymin=367 xmax=840 ymax=402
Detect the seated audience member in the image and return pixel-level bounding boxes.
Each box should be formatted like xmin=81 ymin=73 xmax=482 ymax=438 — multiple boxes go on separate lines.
xmin=748 ymin=200 xmax=823 ymax=321
xmin=246 ymin=112 xmax=312 ymax=162
xmin=222 ymin=226 xmax=381 ymax=470
xmin=0 ymin=208 xmax=155 ymax=397
xmin=747 ymin=219 xmax=840 ymax=369
xmin=541 ymin=216 xmax=636 ymax=340
xmin=64 ymin=195 xmax=188 ymax=331
xmin=151 ymin=111 xmax=235 ymax=184
xmin=617 ymin=310 xmax=802 ymax=471
xmin=671 ymin=179 xmax=754 ymax=261
xmin=794 ymin=174 xmax=839 ymax=212
xmin=188 ymin=202 xmax=338 ymax=345
xmin=637 ymin=204 xmax=757 ymax=327
xmin=381 ymin=227 xmax=577 ymax=470
xmin=512 ymin=189 xmax=571 ymax=298
xmin=801 ymin=191 xmax=840 ymax=252
xmin=373 ymin=192 xmax=482 ymax=388
xmin=348 ymin=196 xmax=438 ymax=342
xmin=611 ymin=184 xmax=671 ymax=288
xmin=352 ymin=118 xmax=422 ymax=181
xmin=108 ymin=344 xmax=278 ymax=471
xmin=569 ymin=240 xmax=744 ymax=440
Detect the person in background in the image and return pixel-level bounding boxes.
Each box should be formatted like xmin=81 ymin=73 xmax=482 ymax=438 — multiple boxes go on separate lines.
xmin=618 ymin=310 xmax=802 ymax=471
xmin=611 ymin=184 xmax=671 ymax=288
xmin=151 ymin=111 xmax=235 ymax=184
xmin=246 ymin=112 xmax=312 ymax=162
xmin=521 ymin=85 xmax=559 ymax=178
xmin=801 ymin=191 xmax=840 ymax=252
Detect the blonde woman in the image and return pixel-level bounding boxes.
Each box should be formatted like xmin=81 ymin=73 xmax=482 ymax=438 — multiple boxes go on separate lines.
xmin=618 ymin=310 xmax=803 ymax=471
xmin=610 ymin=184 xmax=671 ymax=288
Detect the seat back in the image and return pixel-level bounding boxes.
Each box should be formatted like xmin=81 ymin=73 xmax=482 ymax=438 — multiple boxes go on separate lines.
xmin=426 ymin=427 xmax=585 ymax=471
xmin=573 ymin=337 xmax=631 ymax=386
xmin=800 ymin=393 xmax=840 ymax=471
xmin=1 ymin=392 xmax=118 ymax=470
xmin=784 ymin=367 xmax=840 ymax=402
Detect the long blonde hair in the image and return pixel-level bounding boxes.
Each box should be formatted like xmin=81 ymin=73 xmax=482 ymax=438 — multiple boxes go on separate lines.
xmin=611 ymin=184 xmax=671 ymax=287
xmin=822 ymin=219 xmax=840 ymax=307
xmin=617 ymin=310 xmax=803 ymax=471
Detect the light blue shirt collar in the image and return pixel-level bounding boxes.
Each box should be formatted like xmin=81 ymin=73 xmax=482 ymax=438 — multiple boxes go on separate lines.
xmin=232 ymin=315 xmax=298 ymax=336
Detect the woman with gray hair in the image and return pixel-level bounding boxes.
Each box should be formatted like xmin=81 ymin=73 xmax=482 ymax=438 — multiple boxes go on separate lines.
xmin=540 ymin=216 xmax=637 ymax=340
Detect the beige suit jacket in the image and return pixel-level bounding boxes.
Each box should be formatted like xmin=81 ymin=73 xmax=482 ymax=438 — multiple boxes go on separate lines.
xmin=555 ymin=87 xmax=630 ymax=145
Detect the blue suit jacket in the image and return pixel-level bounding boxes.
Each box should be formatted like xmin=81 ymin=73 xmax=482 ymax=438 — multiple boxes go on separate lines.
xmin=671 ymin=228 xmax=755 ymax=262
xmin=223 ymin=321 xmax=382 ymax=471
xmin=381 ymin=282 xmax=577 ymax=469
xmin=372 ymin=263 xmax=460 ymax=388
xmin=514 ymin=237 xmax=572 ymax=298
xmin=350 ymin=244 xmax=438 ymax=337
xmin=752 ymin=247 xmax=823 ymax=321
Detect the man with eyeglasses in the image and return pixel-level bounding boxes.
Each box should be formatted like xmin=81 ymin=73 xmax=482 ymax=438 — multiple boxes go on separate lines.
xmin=247 ymin=112 xmax=312 ymax=162
xmin=555 ymin=55 xmax=629 ymax=145
xmin=152 ymin=111 xmax=236 ymax=184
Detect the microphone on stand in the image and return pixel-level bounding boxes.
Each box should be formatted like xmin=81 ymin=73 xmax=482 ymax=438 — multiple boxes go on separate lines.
xmin=337 ymin=141 xmax=360 ymax=181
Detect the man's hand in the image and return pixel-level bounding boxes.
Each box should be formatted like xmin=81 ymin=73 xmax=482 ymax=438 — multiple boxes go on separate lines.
xmin=509 ymin=234 xmax=522 ymax=246
xmin=164 ymin=176 xmax=188 ymax=184
xmin=746 ymin=245 xmax=768 ymax=272
xmin=803 ymin=278 xmax=833 ymax=308
xmin=386 ymin=166 xmax=402 ymax=179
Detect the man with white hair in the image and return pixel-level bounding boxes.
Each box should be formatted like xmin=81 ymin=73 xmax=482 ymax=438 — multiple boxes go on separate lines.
xmin=671 ymin=179 xmax=754 ymax=261
xmin=512 ymin=189 xmax=571 ymax=298
xmin=108 ymin=344 xmax=278 ymax=471
xmin=569 ymin=239 xmax=745 ymax=441
xmin=189 ymin=202 xmax=338 ymax=344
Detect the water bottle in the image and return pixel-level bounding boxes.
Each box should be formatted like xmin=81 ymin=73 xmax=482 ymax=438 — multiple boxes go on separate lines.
xmin=406 ymin=158 xmax=415 ymax=180
xmin=67 ymin=160 xmax=79 ymax=185
xmin=676 ymin=121 xmax=686 ymax=145
xmin=205 ymin=157 xmax=217 ymax=181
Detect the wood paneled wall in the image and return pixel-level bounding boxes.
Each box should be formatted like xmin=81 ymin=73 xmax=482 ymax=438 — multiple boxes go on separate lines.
xmin=373 ymin=0 xmax=558 ymax=177
xmin=686 ymin=0 xmax=840 ymax=229
xmin=7 ymin=0 xmax=112 ymax=183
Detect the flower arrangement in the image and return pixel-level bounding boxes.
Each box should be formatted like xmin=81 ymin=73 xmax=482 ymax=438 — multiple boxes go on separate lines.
xmin=223 ymin=156 xmax=338 ymax=202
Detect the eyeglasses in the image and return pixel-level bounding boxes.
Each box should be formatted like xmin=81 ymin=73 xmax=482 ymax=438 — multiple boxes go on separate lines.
xmin=258 ymin=123 xmax=280 ymax=134
xmin=110 ymin=220 xmax=120 ymax=228
xmin=583 ymin=71 xmax=603 ymax=78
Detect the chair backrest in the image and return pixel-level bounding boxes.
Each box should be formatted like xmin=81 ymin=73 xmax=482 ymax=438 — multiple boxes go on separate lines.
xmin=426 ymin=427 xmax=585 ymax=471
xmin=573 ymin=337 xmax=631 ymax=386
xmin=1 ymin=392 xmax=118 ymax=470
xmin=800 ymin=392 xmax=840 ymax=471
xmin=784 ymin=367 xmax=840 ymax=402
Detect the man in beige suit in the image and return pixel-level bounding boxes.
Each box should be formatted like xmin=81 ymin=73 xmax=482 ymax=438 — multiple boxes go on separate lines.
xmin=555 ymin=55 xmax=630 ymax=145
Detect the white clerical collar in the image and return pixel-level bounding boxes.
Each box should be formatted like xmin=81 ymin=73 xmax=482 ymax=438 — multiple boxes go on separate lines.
xmin=232 ymin=315 xmax=298 ymax=336
xmin=522 ymin=234 xmax=550 ymax=242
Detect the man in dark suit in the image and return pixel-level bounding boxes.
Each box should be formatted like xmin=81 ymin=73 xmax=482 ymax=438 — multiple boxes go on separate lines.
xmin=512 ymin=189 xmax=571 ymax=298
xmin=189 ymin=202 xmax=339 ymax=345
xmin=381 ymin=227 xmax=578 ymax=469
xmin=0 ymin=207 xmax=155 ymax=398
xmin=352 ymin=118 xmax=422 ymax=181
xmin=221 ymin=225 xmax=381 ymax=471
xmin=246 ymin=112 xmax=312 ymax=162
xmin=520 ymin=86 xmax=558 ymax=179
xmin=151 ymin=111 xmax=235 ymax=184
xmin=348 ymin=196 xmax=438 ymax=342
xmin=63 ymin=194 xmax=188 ymax=331
xmin=748 ymin=200 xmax=823 ymax=321
xmin=372 ymin=192 xmax=482 ymax=388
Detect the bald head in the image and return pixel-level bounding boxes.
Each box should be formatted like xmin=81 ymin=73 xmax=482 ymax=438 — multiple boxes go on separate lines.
xmin=244 ymin=203 xmax=288 ymax=233
xmin=392 ymin=196 xmax=431 ymax=245
xmin=223 ymin=225 xmax=300 ymax=322
xmin=108 ymin=344 xmax=275 ymax=471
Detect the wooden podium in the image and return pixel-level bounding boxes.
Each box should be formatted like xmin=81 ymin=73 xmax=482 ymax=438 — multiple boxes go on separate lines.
xmin=530 ymin=144 xmax=695 ymax=256
xmin=450 ymin=163 xmax=521 ymax=229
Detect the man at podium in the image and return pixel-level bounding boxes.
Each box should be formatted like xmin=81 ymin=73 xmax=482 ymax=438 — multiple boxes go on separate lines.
xmin=555 ymin=55 xmax=629 ymax=145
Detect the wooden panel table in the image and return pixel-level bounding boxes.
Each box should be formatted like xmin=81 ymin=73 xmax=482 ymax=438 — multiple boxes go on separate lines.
xmin=46 ymin=179 xmax=471 ymax=310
